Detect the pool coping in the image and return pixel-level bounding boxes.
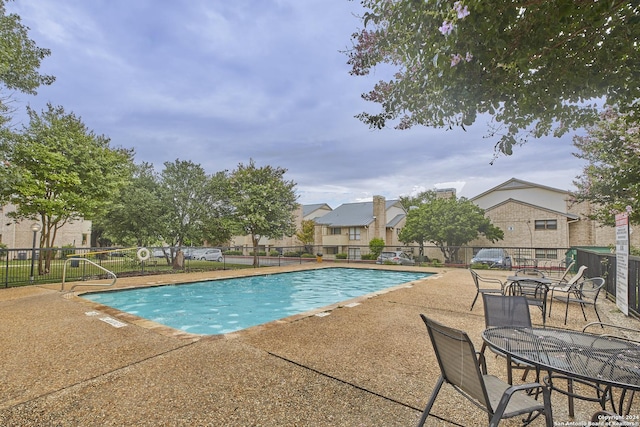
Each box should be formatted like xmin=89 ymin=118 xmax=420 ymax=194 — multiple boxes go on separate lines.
xmin=65 ymin=264 xmax=438 ymax=341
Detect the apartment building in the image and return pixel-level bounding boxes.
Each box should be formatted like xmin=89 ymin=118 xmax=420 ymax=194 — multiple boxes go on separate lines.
xmin=313 ymin=196 xmax=407 ymax=259
xmin=468 ymin=178 xmax=639 ymax=259
xmin=0 ymin=204 xmax=92 ymax=253
xmin=229 ymin=203 xmax=332 ymax=253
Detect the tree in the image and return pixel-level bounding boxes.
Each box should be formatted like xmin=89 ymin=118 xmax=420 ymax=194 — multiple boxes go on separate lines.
xmin=199 ymin=170 xmax=235 ymax=246
xmin=93 ymin=162 xmax=163 ymax=247
xmin=228 ymin=159 xmax=298 ymax=266
xmin=0 ymin=104 xmax=133 ymax=273
xmin=295 ymin=219 xmax=316 ymax=254
xmin=157 ymin=160 xmax=215 ymax=258
xmin=398 ymin=192 xmax=503 ymax=263
xmin=368 ymin=237 xmax=385 ymax=260
xmin=398 ymin=190 xmax=445 ymax=261
xmin=347 ymin=1 xmax=639 ymax=157
xmin=572 ymin=108 xmax=640 ymax=226
xmin=0 ymin=0 xmax=55 ymax=126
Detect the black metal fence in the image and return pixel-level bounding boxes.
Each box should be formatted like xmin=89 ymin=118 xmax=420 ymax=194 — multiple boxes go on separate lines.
xmin=0 ymin=247 xmax=232 ymax=288
xmin=0 ymin=244 xmax=573 ymax=288
xmin=576 ymin=248 xmax=640 ymax=318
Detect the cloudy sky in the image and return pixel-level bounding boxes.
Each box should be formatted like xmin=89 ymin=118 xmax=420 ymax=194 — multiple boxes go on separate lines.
xmin=6 ymin=0 xmax=586 ymax=208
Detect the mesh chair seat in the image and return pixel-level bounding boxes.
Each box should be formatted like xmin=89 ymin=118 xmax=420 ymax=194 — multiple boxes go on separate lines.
xmin=469 ymin=269 xmax=505 ymax=311
xmin=548 ymin=265 xmax=588 ymax=317
xmin=417 ymin=315 xmax=552 ymax=427
xmin=481 ymin=294 xmax=535 ymax=384
xmin=552 ymin=277 xmax=605 ymax=325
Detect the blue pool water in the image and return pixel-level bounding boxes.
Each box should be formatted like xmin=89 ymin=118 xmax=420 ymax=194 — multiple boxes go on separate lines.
xmin=83 ymin=268 xmax=430 ymax=335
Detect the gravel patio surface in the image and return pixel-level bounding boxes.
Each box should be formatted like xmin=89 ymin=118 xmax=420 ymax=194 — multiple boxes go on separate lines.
xmin=0 ymin=265 xmax=638 ymax=426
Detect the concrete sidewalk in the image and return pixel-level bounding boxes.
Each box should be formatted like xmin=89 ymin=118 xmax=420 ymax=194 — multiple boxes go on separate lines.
xmin=0 ymin=265 xmax=637 ymax=426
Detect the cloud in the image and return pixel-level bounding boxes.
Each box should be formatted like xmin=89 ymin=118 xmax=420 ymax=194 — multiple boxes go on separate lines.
xmin=6 ymin=0 xmax=586 ymax=209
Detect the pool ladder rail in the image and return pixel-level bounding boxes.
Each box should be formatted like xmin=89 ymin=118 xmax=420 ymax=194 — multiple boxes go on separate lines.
xmin=61 ymin=257 xmax=117 ymax=292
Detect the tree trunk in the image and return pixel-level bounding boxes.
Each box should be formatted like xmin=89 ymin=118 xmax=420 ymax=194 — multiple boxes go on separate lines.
xmin=252 ymin=235 xmax=260 ymax=267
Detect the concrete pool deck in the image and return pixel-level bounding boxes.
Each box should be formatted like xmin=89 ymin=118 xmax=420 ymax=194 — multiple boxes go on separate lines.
xmin=0 ymin=264 xmax=638 ymax=426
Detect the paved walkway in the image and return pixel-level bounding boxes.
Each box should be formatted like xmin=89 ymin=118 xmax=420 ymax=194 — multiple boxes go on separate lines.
xmin=0 ymin=265 xmax=638 ymax=426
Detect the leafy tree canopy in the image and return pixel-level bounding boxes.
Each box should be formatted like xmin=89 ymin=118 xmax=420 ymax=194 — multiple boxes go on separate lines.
xmin=398 ymin=191 xmax=503 ymax=262
xmin=228 ymin=159 xmax=298 ymax=266
xmin=0 ymin=103 xmax=133 ymax=271
xmin=0 ymin=0 xmax=55 ymax=125
xmin=94 ymin=162 xmax=163 ymax=247
xmin=347 ymin=0 xmax=639 ymax=157
xmin=572 ymin=108 xmax=640 ymax=225
xmin=296 ymin=219 xmax=316 ymax=253
xmin=368 ymin=237 xmax=385 ymax=259
xmin=158 ymin=159 xmax=215 ymax=249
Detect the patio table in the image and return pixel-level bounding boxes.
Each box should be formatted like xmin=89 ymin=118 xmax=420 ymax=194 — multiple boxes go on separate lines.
xmin=482 ymin=326 xmax=640 ymax=417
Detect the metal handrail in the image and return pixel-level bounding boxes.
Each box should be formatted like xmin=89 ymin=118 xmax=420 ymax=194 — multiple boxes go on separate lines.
xmin=61 ymin=257 xmax=117 ymax=291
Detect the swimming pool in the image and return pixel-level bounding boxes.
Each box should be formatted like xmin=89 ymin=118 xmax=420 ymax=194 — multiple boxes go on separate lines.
xmin=82 ymin=268 xmax=431 ymax=335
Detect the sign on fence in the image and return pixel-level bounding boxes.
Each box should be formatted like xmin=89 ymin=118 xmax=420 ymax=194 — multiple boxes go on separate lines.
xmin=615 ymin=212 xmax=630 ymax=316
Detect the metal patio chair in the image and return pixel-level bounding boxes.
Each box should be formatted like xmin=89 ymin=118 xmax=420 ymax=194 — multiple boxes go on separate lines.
xmin=417 ymin=315 xmax=552 ymax=427
xmin=547 ymin=265 xmax=588 ymax=318
xmin=469 ymin=268 xmax=505 ymax=311
xmin=506 ymin=279 xmax=549 ymax=327
xmin=481 ymin=294 xmax=536 ymax=385
xmin=553 ymin=277 xmax=605 ymax=325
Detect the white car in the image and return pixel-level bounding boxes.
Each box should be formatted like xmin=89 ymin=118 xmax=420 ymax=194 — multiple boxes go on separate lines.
xmin=200 ymin=249 xmax=224 ymax=262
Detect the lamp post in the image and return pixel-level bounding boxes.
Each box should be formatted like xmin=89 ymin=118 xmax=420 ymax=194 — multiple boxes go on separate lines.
xmin=29 ymin=222 xmax=41 ymax=284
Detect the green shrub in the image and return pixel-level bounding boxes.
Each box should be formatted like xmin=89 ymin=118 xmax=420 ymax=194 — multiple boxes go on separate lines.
xmin=224 ymin=250 xmax=243 ymax=255
xmin=361 ymin=253 xmax=377 ymax=260
xmin=283 ymin=251 xmax=302 ymax=257
xmin=335 ymin=253 xmax=348 ymax=259
xmin=301 ymin=253 xmax=315 ymax=258
xmin=470 ymin=262 xmax=489 ymax=269
xmin=269 ymin=250 xmax=281 ymax=256
xmin=368 ymin=237 xmax=385 ymax=259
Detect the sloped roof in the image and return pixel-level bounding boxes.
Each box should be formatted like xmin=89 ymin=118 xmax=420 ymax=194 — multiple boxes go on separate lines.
xmin=487 ymin=198 xmax=579 ymax=220
xmin=303 ymin=203 xmax=332 ymax=217
xmin=315 ymin=199 xmax=401 ymax=227
xmin=470 ymin=177 xmax=569 ymax=201
xmin=387 ymin=213 xmax=405 ymax=228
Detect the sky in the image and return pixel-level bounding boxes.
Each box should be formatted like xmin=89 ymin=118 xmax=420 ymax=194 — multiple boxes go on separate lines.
xmin=6 ymin=0 xmax=587 ymax=208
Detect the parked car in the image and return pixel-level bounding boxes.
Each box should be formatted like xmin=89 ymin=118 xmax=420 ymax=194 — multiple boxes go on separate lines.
xmin=376 ymin=251 xmax=416 ymax=266
xmin=200 ymin=249 xmax=224 ymax=262
xmin=470 ymin=248 xmax=512 ymax=270
xmin=152 ymin=249 xmax=167 ymax=258
xmin=186 ymin=248 xmax=206 ymax=260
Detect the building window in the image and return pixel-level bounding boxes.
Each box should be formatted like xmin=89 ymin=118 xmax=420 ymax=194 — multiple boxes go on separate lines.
xmin=349 ymin=227 xmax=360 ymax=240
xmin=329 ymin=227 xmax=341 ymax=235
xmin=348 ymin=247 xmax=361 ymax=260
xmin=535 ymin=249 xmax=558 ymax=259
xmin=534 ymin=220 xmax=557 ymax=230
xmin=82 ymin=234 xmax=88 ymax=245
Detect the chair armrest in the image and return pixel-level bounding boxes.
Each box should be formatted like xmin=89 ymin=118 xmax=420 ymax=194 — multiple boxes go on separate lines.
xmin=476 ymin=351 xmax=488 ymax=374
xmin=492 ymin=381 xmax=549 ymax=419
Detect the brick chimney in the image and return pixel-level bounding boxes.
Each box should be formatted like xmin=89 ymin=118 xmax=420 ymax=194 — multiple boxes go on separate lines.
xmin=372 ymin=195 xmax=386 ymax=239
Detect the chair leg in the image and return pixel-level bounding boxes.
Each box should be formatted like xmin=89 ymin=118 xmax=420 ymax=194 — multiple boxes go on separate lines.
xmin=593 ymin=304 xmax=602 ymax=324
xmin=579 ymin=302 xmax=588 ymax=321
xmin=470 ymin=292 xmax=479 ymax=311
xmin=417 ymin=376 xmax=444 ymax=427
xmin=564 ymin=299 xmax=570 ymax=325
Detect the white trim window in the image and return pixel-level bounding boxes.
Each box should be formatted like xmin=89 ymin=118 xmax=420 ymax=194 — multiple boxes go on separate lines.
xmin=535 ymin=219 xmax=557 ymax=230
xmin=349 ymin=227 xmax=361 ymax=240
